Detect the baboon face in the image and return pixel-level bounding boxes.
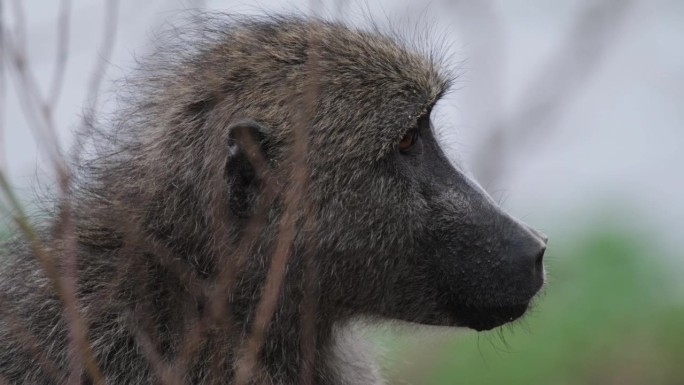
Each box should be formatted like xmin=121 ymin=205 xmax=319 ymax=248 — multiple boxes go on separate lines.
xmin=221 ymin=20 xmax=546 ymax=331
xmin=308 ymin=110 xmax=547 ymax=331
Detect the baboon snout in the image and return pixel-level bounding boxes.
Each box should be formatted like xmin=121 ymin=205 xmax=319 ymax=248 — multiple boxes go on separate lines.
xmin=443 ymin=218 xmax=547 ymax=331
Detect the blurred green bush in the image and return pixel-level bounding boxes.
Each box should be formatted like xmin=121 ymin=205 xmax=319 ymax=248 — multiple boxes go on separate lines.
xmin=381 ymin=228 xmax=684 ymax=385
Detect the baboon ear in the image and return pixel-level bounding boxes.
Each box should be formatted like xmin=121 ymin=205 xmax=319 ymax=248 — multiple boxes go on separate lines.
xmin=225 ymin=121 xmax=270 ymax=218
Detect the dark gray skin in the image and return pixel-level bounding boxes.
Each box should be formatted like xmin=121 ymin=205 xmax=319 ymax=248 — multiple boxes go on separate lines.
xmin=0 ymin=15 xmax=546 ymax=385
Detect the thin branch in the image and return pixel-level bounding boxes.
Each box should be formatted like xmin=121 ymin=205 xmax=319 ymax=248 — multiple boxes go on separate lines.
xmin=9 ymin=0 xmax=26 ymax=52
xmin=297 ymin=7 xmax=323 ymax=383
xmin=0 ymin=171 xmax=105 ymax=385
xmin=0 ymin=0 xmax=6 ymax=174
xmin=81 ymin=0 xmax=118 ymax=131
xmin=4 ymin=23 xmax=66 ymax=175
xmin=128 ymin=313 xmax=184 ymax=385
xmin=233 ymin=10 xmax=322 ymax=384
xmin=0 ymin=2 xmax=123 ymax=383
xmin=47 ymin=0 xmax=71 ymax=109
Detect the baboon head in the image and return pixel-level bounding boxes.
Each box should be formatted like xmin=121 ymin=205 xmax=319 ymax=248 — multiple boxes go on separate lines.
xmin=139 ymin=16 xmax=546 ymax=332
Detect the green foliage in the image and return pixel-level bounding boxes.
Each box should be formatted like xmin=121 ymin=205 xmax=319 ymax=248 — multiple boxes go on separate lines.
xmin=381 ymin=229 xmax=684 ymax=385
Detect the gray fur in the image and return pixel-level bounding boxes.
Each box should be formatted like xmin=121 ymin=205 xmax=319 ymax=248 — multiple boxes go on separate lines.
xmin=0 ymin=14 xmax=546 ymax=384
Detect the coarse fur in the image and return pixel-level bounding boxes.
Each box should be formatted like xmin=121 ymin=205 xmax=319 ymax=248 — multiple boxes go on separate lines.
xmin=0 ymin=14 xmax=547 ymax=385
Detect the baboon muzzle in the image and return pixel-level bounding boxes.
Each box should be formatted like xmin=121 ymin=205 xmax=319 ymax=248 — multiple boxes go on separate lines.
xmin=422 ymin=168 xmax=547 ymax=331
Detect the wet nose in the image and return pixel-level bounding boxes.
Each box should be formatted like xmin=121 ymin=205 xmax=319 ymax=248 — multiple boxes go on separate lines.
xmin=501 ymin=225 xmax=547 ymax=297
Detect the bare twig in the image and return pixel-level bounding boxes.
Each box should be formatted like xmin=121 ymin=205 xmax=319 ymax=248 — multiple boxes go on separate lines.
xmin=233 ymin=12 xmax=322 ymax=385
xmin=1 ymin=1 xmax=120 ymax=383
xmin=48 ymin=0 xmax=71 ymax=109
xmin=297 ymin=6 xmax=323 ymax=384
xmin=0 ymin=1 xmax=6 ymax=174
xmin=129 ymin=314 xmax=184 ymax=385
xmin=80 ymin=0 xmax=118 ymax=132
xmin=0 ymin=171 xmax=105 ymax=385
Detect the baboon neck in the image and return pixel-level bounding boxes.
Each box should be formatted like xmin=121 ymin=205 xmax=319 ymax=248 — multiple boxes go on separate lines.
xmin=254 ymin=318 xmax=380 ymax=385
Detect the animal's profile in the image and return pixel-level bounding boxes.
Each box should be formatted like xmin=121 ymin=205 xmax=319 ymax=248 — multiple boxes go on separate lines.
xmin=0 ymin=14 xmax=546 ymax=385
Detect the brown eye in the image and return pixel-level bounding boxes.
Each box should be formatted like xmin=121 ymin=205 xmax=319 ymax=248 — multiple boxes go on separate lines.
xmin=399 ymin=129 xmax=418 ymax=152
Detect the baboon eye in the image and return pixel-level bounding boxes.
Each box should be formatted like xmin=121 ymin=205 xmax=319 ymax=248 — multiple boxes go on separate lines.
xmin=399 ymin=129 xmax=418 ymax=152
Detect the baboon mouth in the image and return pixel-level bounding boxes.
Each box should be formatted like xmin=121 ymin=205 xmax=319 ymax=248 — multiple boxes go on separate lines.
xmin=454 ymin=303 xmax=530 ymax=331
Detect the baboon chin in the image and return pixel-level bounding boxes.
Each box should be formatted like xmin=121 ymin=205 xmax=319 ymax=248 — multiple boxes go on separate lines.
xmin=0 ymin=14 xmax=546 ymax=385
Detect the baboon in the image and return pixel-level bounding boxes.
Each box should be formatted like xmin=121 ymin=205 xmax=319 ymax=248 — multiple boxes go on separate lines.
xmin=0 ymin=14 xmax=547 ymax=385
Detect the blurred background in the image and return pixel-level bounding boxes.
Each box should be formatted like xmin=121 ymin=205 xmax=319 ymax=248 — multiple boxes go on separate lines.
xmin=2 ymin=0 xmax=683 ymax=384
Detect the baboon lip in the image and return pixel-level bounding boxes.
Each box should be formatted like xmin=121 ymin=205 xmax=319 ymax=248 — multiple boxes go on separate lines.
xmin=454 ymin=303 xmax=530 ymax=331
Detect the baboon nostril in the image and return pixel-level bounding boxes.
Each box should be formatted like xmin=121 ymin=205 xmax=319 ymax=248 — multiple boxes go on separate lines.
xmin=535 ymin=245 xmax=546 ymax=268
